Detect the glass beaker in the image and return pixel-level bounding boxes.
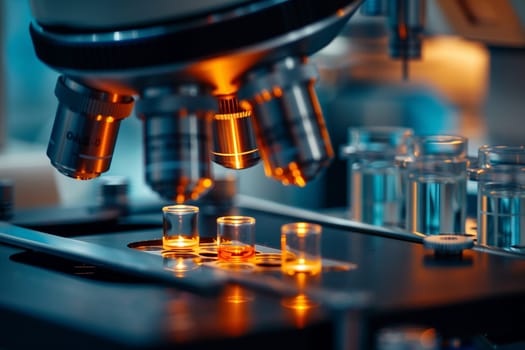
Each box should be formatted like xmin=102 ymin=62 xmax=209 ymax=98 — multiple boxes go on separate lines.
xmin=469 ymin=145 xmax=525 ymax=250
xmin=401 ymin=135 xmax=469 ymax=235
xmin=340 ymin=126 xmax=413 ymax=227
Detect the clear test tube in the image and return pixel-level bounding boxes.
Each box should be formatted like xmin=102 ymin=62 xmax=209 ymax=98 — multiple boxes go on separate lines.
xmin=469 ymin=145 xmax=525 ymax=250
xmin=340 ymin=126 xmax=413 ymax=227
xmin=401 ymin=135 xmax=469 ymax=235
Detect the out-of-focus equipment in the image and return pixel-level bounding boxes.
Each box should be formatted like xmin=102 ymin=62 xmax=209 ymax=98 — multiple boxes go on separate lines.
xmin=469 ymin=145 xmax=525 ymax=251
xmin=401 ymin=134 xmax=469 ymax=235
xmin=340 ymin=126 xmax=413 ymax=228
xmin=359 ymin=0 xmax=425 ymax=80
xmin=28 ymin=0 xmax=364 ymax=202
xmin=0 ymin=179 xmax=14 ymax=220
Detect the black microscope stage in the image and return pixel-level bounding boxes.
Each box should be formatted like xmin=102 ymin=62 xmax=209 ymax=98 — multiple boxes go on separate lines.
xmin=1 ymin=197 xmax=525 ymax=350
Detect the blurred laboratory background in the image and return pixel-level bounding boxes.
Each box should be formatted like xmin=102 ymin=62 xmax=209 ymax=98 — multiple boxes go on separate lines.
xmin=1 ymin=0 xmax=524 ymax=211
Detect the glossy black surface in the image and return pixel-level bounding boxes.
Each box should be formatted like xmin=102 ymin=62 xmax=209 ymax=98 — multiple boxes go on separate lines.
xmin=30 ymin=0 xmax=361 ymax=70
xmin=2 ymin=199 xmax=525 ymax=349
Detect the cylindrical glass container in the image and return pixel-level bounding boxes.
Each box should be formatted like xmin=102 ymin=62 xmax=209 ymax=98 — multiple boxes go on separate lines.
xmin=340 ymin=126 xmax=413 ymax=227
xmin=281 ymin=222 xmax=322 ymax=275
xmin=217 ymin=216 xmax=256 ymax=265
xmin=469 ymin=145 xmax=525 ymax=250
xmin=402 ymin=135 xmax=468 ymax=235
xmin=162 ymin=205 xmax=200 ymax=251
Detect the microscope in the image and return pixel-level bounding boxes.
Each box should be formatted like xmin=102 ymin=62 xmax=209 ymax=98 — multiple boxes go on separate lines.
xmin=28 ymin=0 xmax=368 ymax=204
xmin=1 ymin=2 xmax=524 ymax=350
xmin=23 ymin=0 xmax=525 ymax=208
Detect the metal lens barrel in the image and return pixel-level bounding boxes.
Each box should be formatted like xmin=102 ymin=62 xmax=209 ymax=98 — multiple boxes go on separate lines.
xmin=241 ymin=57 xmax=334 ymax=187
xmin=137 ymin=86 xmax=216 ymax=203
xmin=47 ymin=76 xmax=134 ymax=180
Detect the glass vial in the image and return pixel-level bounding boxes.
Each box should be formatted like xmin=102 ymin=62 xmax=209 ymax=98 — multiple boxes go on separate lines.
xmin=162 ymin=205 xmax=200 ymax=251
xmin=469 ymin=145 xmax=525 ymax=250
xmin=281 ymin=222 xmax=322 ymax=275
xmin=217 ymin=216 xmax=256 ymax=265
xmin=402 ymin=135 xmax=468 ymax=235
xmin=340 ymin=126 xmax=413 ymax=227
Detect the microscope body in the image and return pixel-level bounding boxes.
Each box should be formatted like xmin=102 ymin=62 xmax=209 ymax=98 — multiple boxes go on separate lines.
xmin=28 ymin=0 xmax=364 ymax=202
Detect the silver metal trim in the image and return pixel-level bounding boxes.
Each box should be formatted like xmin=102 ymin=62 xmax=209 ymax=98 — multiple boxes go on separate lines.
xmin=236 ymin=195 xmax=525 ymax=259
xmin=36 ymin=1 xmax=360 ymax=86
xmin=30 ymin=0 xmax=286 ymax=44
xmin=236 ymin=194 xmax=424 ymax=242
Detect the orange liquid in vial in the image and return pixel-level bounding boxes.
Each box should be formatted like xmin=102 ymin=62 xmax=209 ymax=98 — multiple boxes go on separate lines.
xmin=281 ymin=258 xmax=322 ymax=276
xmin=218 ymin=245 xmax=256 ymax=262
xmin=163 ymin=236 xmax=199 ymax=250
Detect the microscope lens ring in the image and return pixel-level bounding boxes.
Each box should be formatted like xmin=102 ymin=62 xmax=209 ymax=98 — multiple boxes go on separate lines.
xmin=29 ymin=0 xmax=361 ymax=71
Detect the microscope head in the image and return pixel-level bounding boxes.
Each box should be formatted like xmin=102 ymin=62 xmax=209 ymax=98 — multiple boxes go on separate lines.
xmin=28 ymin=0 xmax=364 ymax=202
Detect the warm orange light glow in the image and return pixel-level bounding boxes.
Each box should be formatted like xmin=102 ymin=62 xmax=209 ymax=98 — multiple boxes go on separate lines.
xmin=213 ymin=108 xmax=258 ymax=169
xmin=294 ymin=174 xmax=306 ymax=187
xmin=296 ymin=223 xmax=309 ymax=237
xmin=272 ymin=86 xmax=283 ymax=97
xmin=174 ymin=258 xmax=186 ymax=270
xmin=265 ymin=162 xmax=306 ymax=187
xmin=336 ymin=8 xmax=345 ymax=17
xmin=342 ymin=35 xmax=489 ymax=119
xmin=281 ymin=292 xmax=318 ymax=328
xmin=106 ymin=116 xmax=115 ymax=123
xmin=169 ymin=177 xmax=214 ymax=203
xmin=214 ymin=111 xmax=249 ymax=120
xmin=187 ymin=53 xmax=263 ymax=95
xmin=218 ymin=245 xmax=256 ymax=263
xmin=176 ymin=194 xmax=185 ymax=203
xmin=211 ymin=149 xmax=258 ymax=157
xmin=163 ymin=234 xmax=199 ymax=250
xmin=295 ymin=271 xmax=308 ymax=289
xmin=261 ymin=89 xmax=272 ymax=101
xmin=285 ymin=293 xmax=315 ymax=311
xmin=219 ymin=284 xmax=253 ymax=336
xmin=281 ymin=270 xmax=320 ymax=327
xmin=239 ymin=100 xmax=252 ymax=111
xmin=174 ymin=236 xmax=188 ymax=247
xmin=289 ymin=162 xmax=306 ymax=187
xmin=398 ymin=25 xmax=408 ymax=40
xmin=281 ymin=223 xmax=322 ymax=276
xmin=223 ymin=284 xmax=253 ymax=304
xmin=284 ymin=259 xmax=321 ymax=274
